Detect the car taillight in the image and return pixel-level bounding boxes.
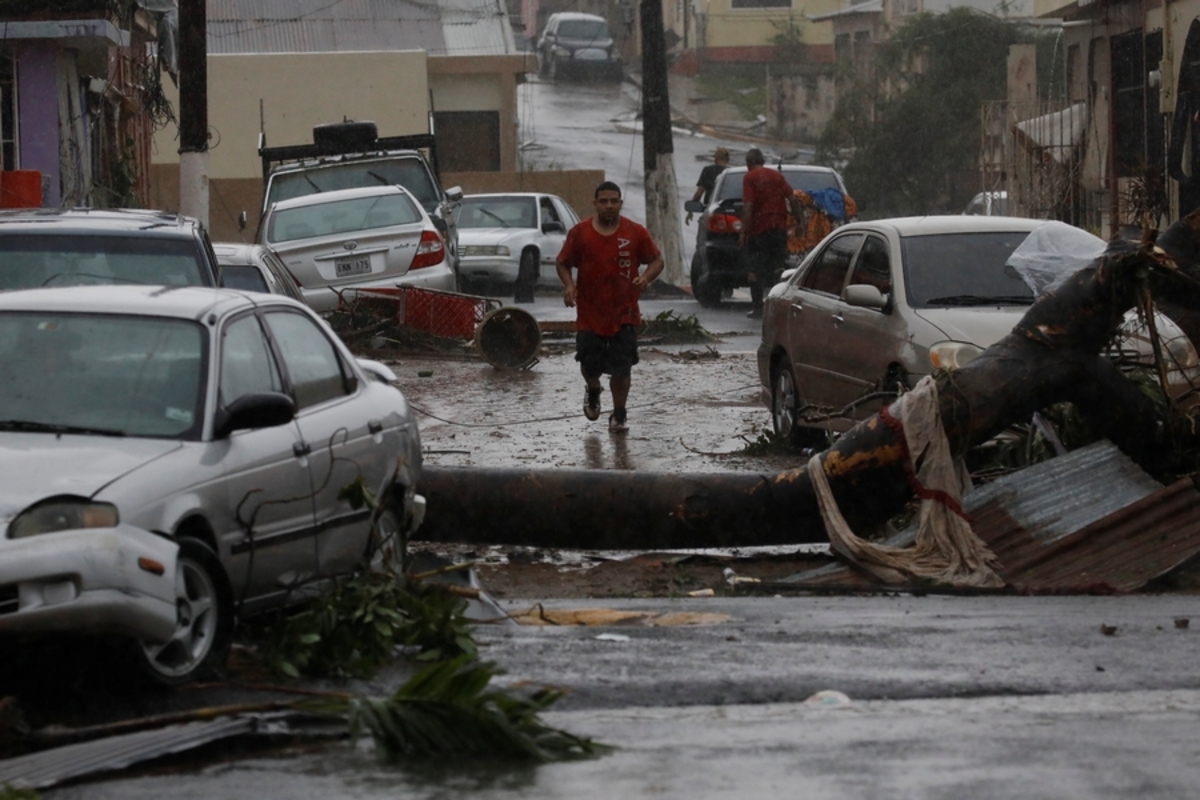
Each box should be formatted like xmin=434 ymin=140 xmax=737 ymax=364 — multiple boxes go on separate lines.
xmin=410 ymin=230 xmax=445 ymax=270
xmin=707 ymin=212 xmax=742 ymax=234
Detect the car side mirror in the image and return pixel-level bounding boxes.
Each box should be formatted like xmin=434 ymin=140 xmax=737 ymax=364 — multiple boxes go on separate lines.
xmin=445 ymin=186 xmax=464 ymax=203
xmin=684 ymin=200 xmax=705 ymax=213
xmin=542 ymin=220 xmax=566 ymax=234
xmin=213 ymin=391 xmax=296 ymax=439
xmin=843 ymin=284 xmax=888 ymax=310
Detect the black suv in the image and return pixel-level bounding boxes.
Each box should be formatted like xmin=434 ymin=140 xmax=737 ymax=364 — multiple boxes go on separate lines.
xmin=0 ymin=208 xmax=220 ymax=290
xmin=537 ymin=12 xmax=622 ymax=81
xmin=684 ymin=164 xmax=849 ymax=307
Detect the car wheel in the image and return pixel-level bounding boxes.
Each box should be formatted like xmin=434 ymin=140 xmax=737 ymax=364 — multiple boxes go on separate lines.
xmin=514 ymin=248 xmax=538 ymax=303
xmin=549 ymin=56 xmax=561 ymax=81
xmin=138 ymin=538 xmax=233 ymax=685
xmin=368 ymin=503 xmax=406 ymax=575
xmin=691 ymin=252 xmax=722 ymax=308
xmin=772 ymin=362 xmax=800 ymax=441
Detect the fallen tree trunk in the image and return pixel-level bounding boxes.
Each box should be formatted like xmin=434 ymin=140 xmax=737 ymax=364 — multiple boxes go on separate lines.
xmin=417 ymin=216 xmax=1200 ymax=549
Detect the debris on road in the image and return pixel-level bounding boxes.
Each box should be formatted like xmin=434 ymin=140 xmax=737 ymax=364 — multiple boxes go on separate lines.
xmin=508 ymin=605 xmax=730 ymax=626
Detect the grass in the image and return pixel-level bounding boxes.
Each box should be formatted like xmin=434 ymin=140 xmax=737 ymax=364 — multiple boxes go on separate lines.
xmin=695 ymin=65 xmax=768 ymax=122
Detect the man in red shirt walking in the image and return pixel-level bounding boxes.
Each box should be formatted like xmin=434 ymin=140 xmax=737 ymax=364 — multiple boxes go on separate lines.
xmin=739 ymin=148 xmax=803 ymax=318
xmin=556 ymin=181 xmax=664 ymax=433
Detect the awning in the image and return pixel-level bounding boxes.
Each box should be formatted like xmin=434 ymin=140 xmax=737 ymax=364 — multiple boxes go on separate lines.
xmin=1013 ymin=102 xmax=1089 ymax=163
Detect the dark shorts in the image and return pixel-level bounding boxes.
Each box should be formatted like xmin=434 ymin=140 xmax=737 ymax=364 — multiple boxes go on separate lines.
xmin=576 ymin=325 xmax=639 ymax=377
xmin=745 ymin=228 xmax=789 ymax=284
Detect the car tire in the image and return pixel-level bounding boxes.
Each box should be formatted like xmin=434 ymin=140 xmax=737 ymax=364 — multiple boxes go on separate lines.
xmin=514 ymin=248 xmax=538 ymax=303
xmin=691 ymin=252 xmax=722 ymax=308
xmin=549 ymin=56 xmax=562 ymax=82
xmin=368 ymin=502 xmax=406 ymax=575
xmin=137 ymin=538 xmax=233 ymax=686
xmin=772 ymin=362 xmax=825 ymax=448
xmin=538 ymin=49 xmax=550 ymax=77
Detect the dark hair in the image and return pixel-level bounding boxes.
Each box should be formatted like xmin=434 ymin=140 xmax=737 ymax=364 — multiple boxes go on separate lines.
xmin=745 ymin=148 xmax=765 ymax=167
xmin=595 ymin=180 xmax=622 ymax=198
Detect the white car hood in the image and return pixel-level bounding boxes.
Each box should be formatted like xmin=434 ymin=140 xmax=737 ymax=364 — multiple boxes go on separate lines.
xmin=911 ymin=306 xmax=1026 ymax=347
xmin=459 ymin=228 xmax=532 ymax=247
xmin=0 ymin=434 xmax=183 ymax=522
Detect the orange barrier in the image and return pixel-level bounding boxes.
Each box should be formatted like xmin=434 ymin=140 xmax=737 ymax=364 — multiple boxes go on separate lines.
xmin=0 ymin=170 xmax=42 ymax=208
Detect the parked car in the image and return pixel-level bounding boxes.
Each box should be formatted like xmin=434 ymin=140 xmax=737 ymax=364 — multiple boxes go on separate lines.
xmin=0 ymin=285 xmax=426 ymax=683
xmin=537 ymin=12 xmax=622 ymax=81
xmin=0 ymin=208 xmax=220 ymax=290
xmin=684 ymin=164 xmax=850 ymax=307
xmin=456 ymin=192 xmax=580 ymax=294
xmin=757 ymin=216 xmax=1200 ymax=443
xmin=259 ymin=185 xmax=455 ymax=311
xmin=215 ymin=242 xmax=304 ymax=302
xmin=963 ymin=191 xmax=1009 ymax=216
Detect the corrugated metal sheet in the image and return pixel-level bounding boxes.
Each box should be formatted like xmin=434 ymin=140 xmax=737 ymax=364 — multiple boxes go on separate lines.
xmin=962 ymin=440 xmax=1163 ymax=544
xmin=0 ymin=717 xmax=252 ymax=790
xmin=774 ymin=440 xmax=1200 ymax=593
xmin=206 ymin=0 xmax=514 ymax=56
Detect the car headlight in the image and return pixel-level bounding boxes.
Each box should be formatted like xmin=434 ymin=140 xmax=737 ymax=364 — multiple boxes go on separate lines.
xmin=460 ymin=245 xmax=511 ymax=257
xmin=8 ymin=499 xmax=119 ymax=539
xmin=929 ymin=341 xmax=983 ymax=371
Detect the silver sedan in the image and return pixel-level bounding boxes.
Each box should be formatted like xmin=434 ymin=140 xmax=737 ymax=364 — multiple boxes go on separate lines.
xmin=0 ymin=286 xmax=425 ymax=683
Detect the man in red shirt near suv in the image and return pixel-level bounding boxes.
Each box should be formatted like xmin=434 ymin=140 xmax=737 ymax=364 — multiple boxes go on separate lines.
xmin=556 ymin=181 xmax=664 ymax=433
xmin=739 ymin=148 xmax=803 ymax=319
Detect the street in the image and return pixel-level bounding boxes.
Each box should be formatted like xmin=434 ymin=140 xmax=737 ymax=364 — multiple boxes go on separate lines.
xmin=28 ymin=74 xmax=1200 ymax=800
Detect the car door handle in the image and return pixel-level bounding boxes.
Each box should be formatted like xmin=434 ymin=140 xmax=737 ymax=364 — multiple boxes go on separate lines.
xmin=368 ymin=419 xmax=383 ymax=434
xmin=830 ymin=313 xmax=844 ymax=326
xmin=790 ymin=302 xmax=804 ymax=313
xmin=293 ymin=441 xmax=312 ymax=458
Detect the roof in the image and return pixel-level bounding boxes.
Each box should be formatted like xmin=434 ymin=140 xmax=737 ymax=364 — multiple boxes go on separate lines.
xmin=207 ymin=0 xmax=518 ymax=57
xmin=0 ymin=285 xmax=282 ymax=321
xmin=0 ymin=208 xmax=203 ymax=238
xmin=809 ymin=0 xmax=883 ymax=22
xmin=840 ymin=215 xmax=1045 ymax=237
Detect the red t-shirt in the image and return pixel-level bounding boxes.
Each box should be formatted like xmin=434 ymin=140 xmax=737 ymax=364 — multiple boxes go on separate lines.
xmin=742 ymin=166 xmax=792 ymax=238
xmin=557 ymin=217 xmax=661 ymax=336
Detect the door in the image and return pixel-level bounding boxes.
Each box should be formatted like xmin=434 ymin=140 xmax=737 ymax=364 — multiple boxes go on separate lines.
xmin=787 ymin=232 xmax=864 ymax=411
xmin=537 ymin=196 xmax=572 ymax=279
xmin=215 ymin=312 xmax=316 ymax=605
xmin=262 ymin=309 xmax=391 ymax=578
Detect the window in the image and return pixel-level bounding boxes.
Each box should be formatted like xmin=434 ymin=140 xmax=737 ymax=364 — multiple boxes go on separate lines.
xmin=0 ymin=52 xmax=15 ymax=170
xmin=266 ymin=192 xmax=421 ymax=244
xmin=802 ymin=233 xmax=862 ymax=296
xmin=263 ymin=311 xmax=351 ymax=409
xmin=848 ymin=236 xmax=891 ymax=296
xmin=731 ymin=0 xmax=790 ymax=8
xmin=221 ymin=315 xmax=283 ymax=404
xmin=220 ymin=265 xmax=270 ymax=294
xmin=0 ymin=234 xmax=206 ymax=290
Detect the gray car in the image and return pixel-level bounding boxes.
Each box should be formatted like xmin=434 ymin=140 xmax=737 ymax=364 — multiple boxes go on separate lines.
xmin=757 ymin=216 xmax=1200 ymax=444
xmin=0 ymin=286 xmax=425 ymax=683
xmin=215 ymin=242 xmax=305 ymax=302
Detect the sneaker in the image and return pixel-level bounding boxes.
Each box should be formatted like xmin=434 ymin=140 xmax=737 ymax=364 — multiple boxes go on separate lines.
xmin=583 ymin=388 xmax=602 ymax=421
xmin=608 ymin=409 xmax=628 ymax=433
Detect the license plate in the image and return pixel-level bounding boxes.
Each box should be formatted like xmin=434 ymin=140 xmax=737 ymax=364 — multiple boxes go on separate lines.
xmin=335 ymin=255 xmax=371 ymax=277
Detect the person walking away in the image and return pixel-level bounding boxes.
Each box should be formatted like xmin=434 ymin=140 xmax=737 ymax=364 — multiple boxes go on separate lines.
xmin=686 ymin=147 xmax=730 ymax=225
xmin=739 ymin=149 xmax=803 ymax=319
xmin=556 ymin=181 xmax=664 ymax=433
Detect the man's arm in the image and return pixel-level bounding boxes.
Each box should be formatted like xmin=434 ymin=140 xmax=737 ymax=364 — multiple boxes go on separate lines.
xmin=556 ymin=260 xmax=577 ymax=307
xmin=633 ymin=254 xmax=665 ymax=290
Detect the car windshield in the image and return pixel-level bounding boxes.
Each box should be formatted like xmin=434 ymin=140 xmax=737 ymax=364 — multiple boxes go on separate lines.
xmin=266 ymin=193 xmax=422 ymax=244
xmin=0 ymin=312 xmax=206 ymax=439
xmin=458 ymin=197 xmax=537 ymax=229
xmin=557 ymin=19 xmax=608 ymax=39
xmin=715 ymin=169 xmax=844 ymax=202
xmin=268 ymin=158 xmax=439 ymax=211
xmin=901 ymin=231 xmax=1036 ymax=308
xmin=0 ymin=235 xmax=205 ymax=290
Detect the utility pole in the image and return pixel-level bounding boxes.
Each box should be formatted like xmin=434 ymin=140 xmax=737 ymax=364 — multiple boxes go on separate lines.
xmin=178 ymin=0 xmax=209 ymax=227
xmin=640 ymin=0 xmax=684 ymax=285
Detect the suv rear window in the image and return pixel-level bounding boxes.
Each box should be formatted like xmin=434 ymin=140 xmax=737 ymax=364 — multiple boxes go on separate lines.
xmin=0 ymin=235 xmax=206 ymax=290
xmin=557 ymin=19 xmax=608 ymax=38
xmin=715 ymin=169 xmax=844 ymax=202
xmin=269 ymin=159 xmax=439 ymax=211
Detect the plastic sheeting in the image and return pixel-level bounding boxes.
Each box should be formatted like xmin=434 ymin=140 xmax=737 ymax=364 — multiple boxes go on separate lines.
xmin=1006 ymin=221 xmax=1107 ymax=296
xmin=137 ymin=0 xmax=178 ymax=77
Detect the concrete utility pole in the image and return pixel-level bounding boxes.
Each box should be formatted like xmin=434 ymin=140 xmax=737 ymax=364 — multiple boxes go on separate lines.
xmin=178 ymin=0 xmax=209 ymax=227
xmin=640 ymin=0 xmax=684 ymax=285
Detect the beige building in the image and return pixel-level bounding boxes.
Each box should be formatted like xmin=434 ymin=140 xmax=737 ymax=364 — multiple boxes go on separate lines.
xmin=151 ymin=0 xmax=534 ymax=241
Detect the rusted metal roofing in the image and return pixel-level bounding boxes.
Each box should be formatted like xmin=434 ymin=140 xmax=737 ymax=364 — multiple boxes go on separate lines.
xmin=207 ymin=0 xmax=515 ymax=56
xmin=774 ymin=440 xmax=1200 ymax=593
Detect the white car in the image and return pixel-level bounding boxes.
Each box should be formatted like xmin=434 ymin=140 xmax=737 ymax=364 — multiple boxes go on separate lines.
xmin=456 ymin=193 xmax=580 ymax=295
xmin=215 ymin=242 xmax=305 ymax=302
xmin=0 ymin=286 xmax=425 ymax=683
xmin=259 ymin=184 xmax=456 ymax=311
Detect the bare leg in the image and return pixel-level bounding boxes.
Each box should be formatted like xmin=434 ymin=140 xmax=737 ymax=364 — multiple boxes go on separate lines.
xmin=581 ymin=365 xmax=603 ymax=392
xmin=610 ymin=373 xmax=631 ymax=410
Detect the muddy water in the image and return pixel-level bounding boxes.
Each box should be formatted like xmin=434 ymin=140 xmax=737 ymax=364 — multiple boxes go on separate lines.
xmin=392 ymin=348 xmax=795 ymax=474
